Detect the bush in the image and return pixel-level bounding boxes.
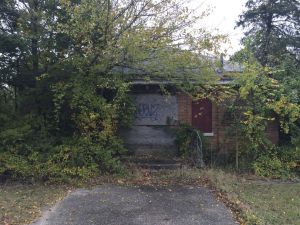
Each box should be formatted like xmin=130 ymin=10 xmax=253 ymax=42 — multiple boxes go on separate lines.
xmin=0 ymin=153 xmax=34 ymax=179
xmin=252 ymin=146 xmax=299 ymax=179
xmin=0 ymin=135 xmax=125 ymax=182
xmin=175 ymin=124 xmax=207 ymax=167
xmin=175 ymin=124 xmax=205 ymax=157
xmin=0 ymin=113 xmax=127 ymax=182
xmin=0 ymin=78 xmax=134 ymax=182
xmin=175 ymin=124 xmax=194 ymax=157
xmin=253 ymin=154 xmax=287 ymax=178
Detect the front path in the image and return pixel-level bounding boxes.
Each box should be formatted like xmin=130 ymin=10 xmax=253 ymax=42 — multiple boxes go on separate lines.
xmin=32 ymin=184 xmax=237 ymax=225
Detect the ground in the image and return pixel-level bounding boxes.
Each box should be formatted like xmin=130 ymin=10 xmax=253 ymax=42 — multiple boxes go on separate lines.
xmin=31 ymin=184 xmax=237 ymax=225
xmin=1 ymin=169 xmax=300 ymax=225
xmin=200 ymin=169 xmax=300 ymax=225
xmin=236 ymin=180 xmax=300 ymax=224
xmin=0 ymin=183 xmax=70 ymax=225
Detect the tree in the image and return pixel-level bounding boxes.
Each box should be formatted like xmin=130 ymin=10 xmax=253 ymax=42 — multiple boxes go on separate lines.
xmin=0 ymin=0 xmax=71 ymax=114
xmin=0 ymin=0 xmax=227 ymax=180
xmin=57 ymin=0 xmax=224 ymax=82
xmin=237 ymin=0 xmax=300 ymax=67
xmin=226 ymin=52 xmax=300 ymax=174
xmin=0 ymin=0 xmax=19 ymax=87
xmin=236 ymin=0 xmax=300 ymax=143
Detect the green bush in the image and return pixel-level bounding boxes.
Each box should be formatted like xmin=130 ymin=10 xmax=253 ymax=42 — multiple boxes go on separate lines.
xmin=251 ymin=127 xmax=299 ymax=179
xmin=46 ymin=137 xmax=125 ymax=179
xmin=0 ymin=77 xmax=134 ymax=182
xmin=0 ymin=153 xmax=34 ymax=179
xmin=252 ymin=146 xmax=299 ymax=179
xmin=0 ymin=110 xmax=128 ymax=182
xmin=175 ymin=123 xmax=207 ymax=159
xmin=175 ymin=124 xmax=197 ymax=157
xmin=0 ymin=135 xmax=125 ymax=182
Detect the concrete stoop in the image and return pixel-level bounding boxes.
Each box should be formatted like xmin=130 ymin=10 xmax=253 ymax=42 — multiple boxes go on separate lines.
xmin=125 ymin=156 xmax=183 ymax=170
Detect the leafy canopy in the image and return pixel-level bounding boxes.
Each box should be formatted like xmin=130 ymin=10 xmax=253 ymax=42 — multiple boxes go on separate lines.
xmin=237 ymin=0 xmax=300 ymax=66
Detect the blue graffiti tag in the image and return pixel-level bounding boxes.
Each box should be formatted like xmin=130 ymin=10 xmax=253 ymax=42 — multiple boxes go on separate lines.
xmin=135 ymin=103 xmax=160 ymax=121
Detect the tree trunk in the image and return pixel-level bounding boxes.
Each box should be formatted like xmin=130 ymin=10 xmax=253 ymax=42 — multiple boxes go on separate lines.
xmin=31 ymin=0 xmax=39 ymax=83
xmin=235 ymin=140 xmax=239 ymax=171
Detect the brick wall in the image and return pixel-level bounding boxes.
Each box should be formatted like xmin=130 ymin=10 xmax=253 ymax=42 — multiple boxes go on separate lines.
xmin=177 ymin=92 xmax=279 ymax=153
xmin=177 ymin=92 xmax=192 ymax=124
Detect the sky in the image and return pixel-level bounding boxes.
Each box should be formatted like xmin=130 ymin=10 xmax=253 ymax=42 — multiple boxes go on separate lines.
xmin=189 ymin=0 xmax=248 ymax=56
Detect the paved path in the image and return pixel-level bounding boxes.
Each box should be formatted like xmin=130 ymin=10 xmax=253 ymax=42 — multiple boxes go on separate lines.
xmin=32 ymin=184 xmax=237 ymax=225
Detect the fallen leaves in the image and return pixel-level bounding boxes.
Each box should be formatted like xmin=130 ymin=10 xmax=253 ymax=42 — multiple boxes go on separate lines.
xmin=0 ymin=183 xmax=71 ymax=225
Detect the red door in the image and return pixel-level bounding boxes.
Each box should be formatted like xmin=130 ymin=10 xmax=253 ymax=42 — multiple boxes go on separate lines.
xmin=192 ymin=99 xmax=212 ymax=133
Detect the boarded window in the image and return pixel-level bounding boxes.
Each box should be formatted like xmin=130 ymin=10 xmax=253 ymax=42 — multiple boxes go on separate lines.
xmin=192 ymin=99 xmax=212 ymax=133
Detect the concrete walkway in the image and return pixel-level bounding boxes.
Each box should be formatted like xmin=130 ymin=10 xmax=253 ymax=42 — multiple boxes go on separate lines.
xmin=32 ymin=184 xmax=237 ymax=225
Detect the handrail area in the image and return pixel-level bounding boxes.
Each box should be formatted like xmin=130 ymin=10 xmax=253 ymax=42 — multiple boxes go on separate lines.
xmin=190 ymin=130 xmax=205 ymax=168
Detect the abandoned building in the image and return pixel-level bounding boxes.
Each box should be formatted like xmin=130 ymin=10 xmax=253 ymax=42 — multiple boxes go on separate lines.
xmin=120 ymin=61 xmax=279 ymax=157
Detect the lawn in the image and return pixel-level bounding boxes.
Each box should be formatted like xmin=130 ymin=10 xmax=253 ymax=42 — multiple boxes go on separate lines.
xmin=0 ymin=183 xmax=71 ymax=225
xmin=238 ymin=181 xmax=300 ymax=224
xmin=199 ymin=169 xmax=300 ymax=225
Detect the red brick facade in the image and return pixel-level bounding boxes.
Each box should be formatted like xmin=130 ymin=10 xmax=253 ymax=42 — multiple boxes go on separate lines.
xmin=177 ymin=92 xmax=192 ymax=124
xmin=177 ymin=92 xmax=279 ymax=153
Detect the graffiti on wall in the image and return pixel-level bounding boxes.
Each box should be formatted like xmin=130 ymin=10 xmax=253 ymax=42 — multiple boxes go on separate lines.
xmin=135 ymin=103 xmax=160 ymax=121
xmin=132 ymin=94 xmax=178 ymax=125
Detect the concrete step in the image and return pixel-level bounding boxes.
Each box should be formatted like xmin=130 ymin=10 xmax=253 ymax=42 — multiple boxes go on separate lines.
xmin=136 ymin=162 xmax=182 ymax=170
xmin=124 ymin=156 xmax=183 ymax=170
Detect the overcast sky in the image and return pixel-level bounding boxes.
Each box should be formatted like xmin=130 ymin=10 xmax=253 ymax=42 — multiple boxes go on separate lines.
xmin=189 ymin=0 xmax=248 ymax=56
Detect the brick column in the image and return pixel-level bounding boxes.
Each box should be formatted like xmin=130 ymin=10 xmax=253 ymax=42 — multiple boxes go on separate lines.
xmin=177 ymin=92 xmax=192 ymax=125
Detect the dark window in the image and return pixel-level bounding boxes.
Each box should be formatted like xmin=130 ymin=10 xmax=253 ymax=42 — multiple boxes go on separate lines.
xmin=192 ymin=99 xmax=212 ymax=133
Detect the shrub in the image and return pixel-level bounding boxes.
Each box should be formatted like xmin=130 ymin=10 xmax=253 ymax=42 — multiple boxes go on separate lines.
xmin=0 ymin=78 xmax=134 ymax=182
xmin=175 ymin=124 xmax=207 ymax=167
xmin=252 ymin=146 xmax=299 ymax=179
xmin=175 ymin=124 xmax=204 ymax=157
xmin=0 ymin=112 xmax=127 ymax=182
xmin=0 ymin=153 xmax=34 ymax=179
xmin=0 ymin=135 xmax=125 ymax=182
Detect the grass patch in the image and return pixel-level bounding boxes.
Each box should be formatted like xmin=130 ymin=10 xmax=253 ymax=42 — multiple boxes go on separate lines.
xmin=238 ymin=181 xmax=300 ymax=224
xmin=203 ymin=169 xmax=300 ymax=225
xmin=0 ymin=182 xmax=71 ymax=225
xmin=120 ymin=167 xmax=300 ymax=225
xmin=160 ymin=168 xmax=300 ymax=225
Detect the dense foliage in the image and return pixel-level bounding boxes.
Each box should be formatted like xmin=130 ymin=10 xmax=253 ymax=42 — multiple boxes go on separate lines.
xmin=226 ymin=0 xmax=300 ymax=177
xmin=1 ymin=0 xmax=299 ymax=180
xmin=0 ymin=0 xmax=224 ymax=181
xmin=224 ymin=57 xmax=300 ymax=177
xmin=237 ymin=0 xmax=300 ymax=67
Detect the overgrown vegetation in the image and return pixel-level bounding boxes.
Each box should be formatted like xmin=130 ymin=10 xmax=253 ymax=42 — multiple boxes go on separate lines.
xmin=218 ymin=0 xmax=300 ymax=178
xmin=175 ymin=124 xmax=205 ymax=156
xmin=0 ymin=79 xmax=134 ymax=181
xmin=222 ymin=59 xmax=300 ymax=177
xmin=0 ymin=0 xmax=224 ymax=181
xmin=0 ymin=0 xmax=299 ymax=182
